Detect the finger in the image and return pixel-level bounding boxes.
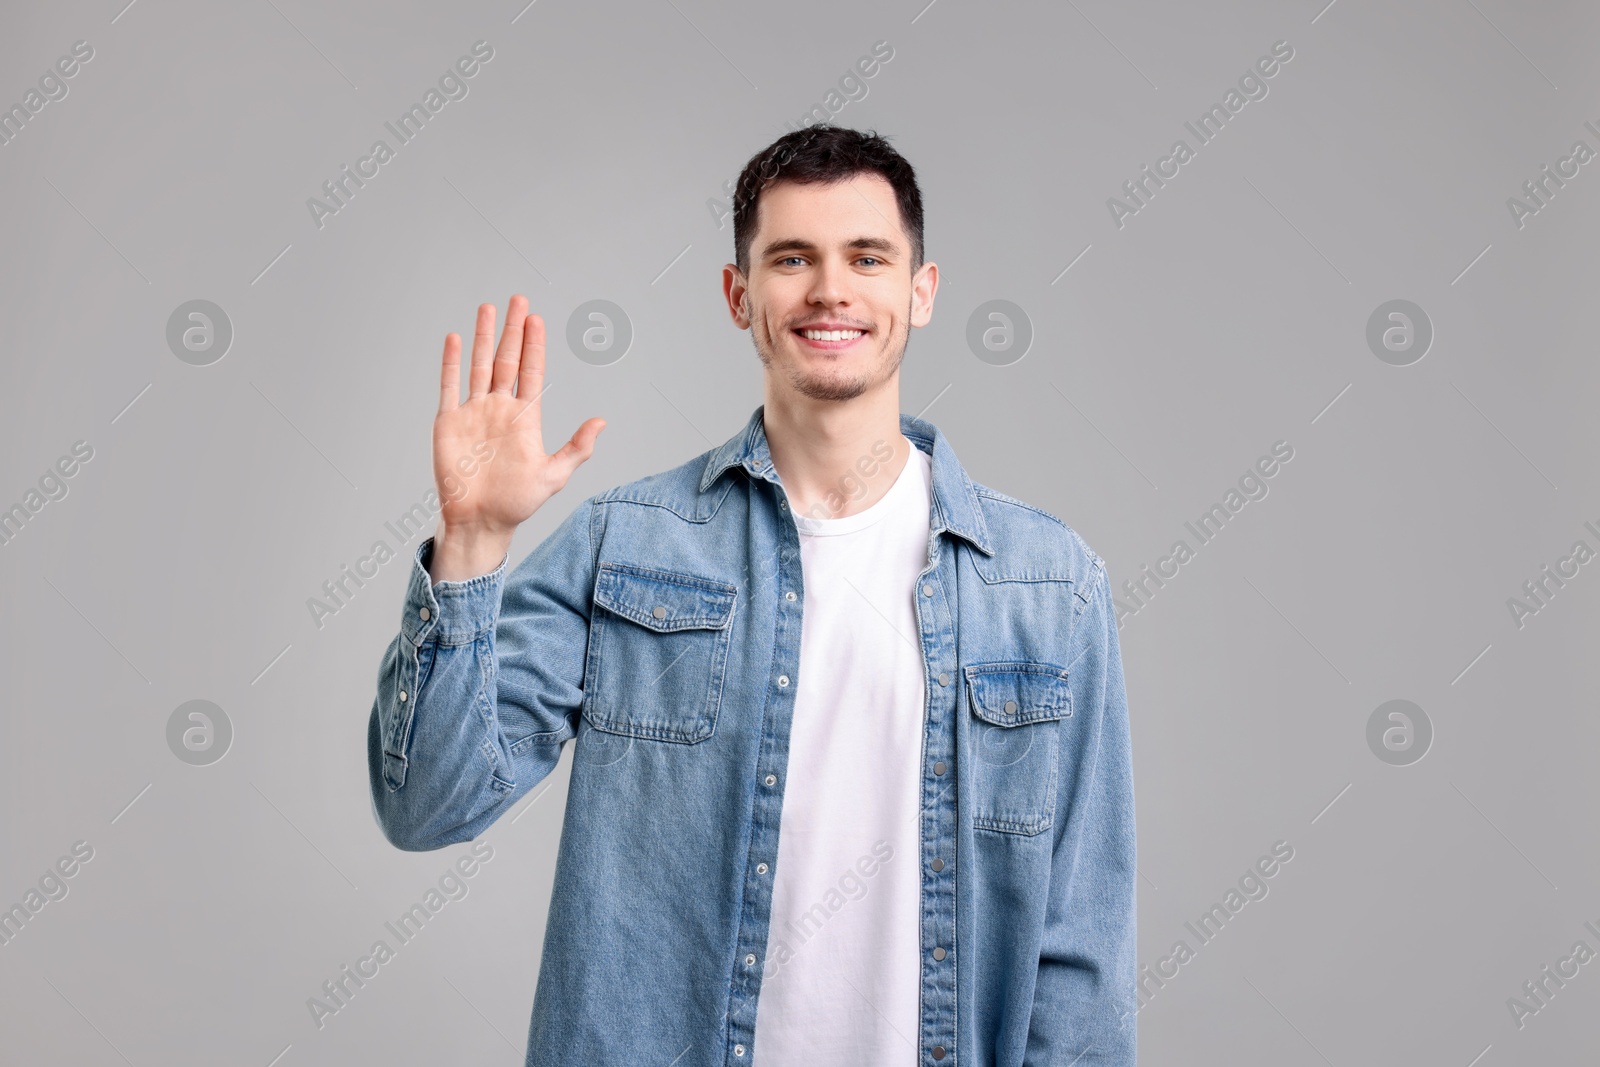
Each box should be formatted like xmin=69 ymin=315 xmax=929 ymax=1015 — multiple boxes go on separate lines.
xmin=490 ymin=294 xmax=527 ymax=395
xmin=547 ymin=417 xmax=605 ymax=483
xmin=468 ymin=303 xmax=496 ymax=399
xmin=439 ymin=332 xmax=462 ymax=414
xmin=517 ymin=312 xmax=546 ymax=407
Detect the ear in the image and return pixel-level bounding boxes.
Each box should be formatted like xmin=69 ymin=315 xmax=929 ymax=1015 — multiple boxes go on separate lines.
xmin=722 ymin=264 xmax=752 ymax=329
xmin=910 ymin=260 xmax=939 ymax=328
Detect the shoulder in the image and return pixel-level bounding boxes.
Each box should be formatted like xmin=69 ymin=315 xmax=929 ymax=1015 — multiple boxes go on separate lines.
xmin=590 ymin=446 xmax=734 ymax=522
xmin=968 ymin=480 xmax=1107 ymax=589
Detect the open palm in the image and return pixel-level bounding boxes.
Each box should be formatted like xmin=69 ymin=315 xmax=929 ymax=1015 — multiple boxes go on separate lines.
xmin=434 ymin=295 xmax=605 ymax=538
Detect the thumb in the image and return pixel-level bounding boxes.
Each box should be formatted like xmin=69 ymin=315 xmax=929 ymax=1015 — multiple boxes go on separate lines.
xmin=548 ymin=417 xmax=605 ymax=482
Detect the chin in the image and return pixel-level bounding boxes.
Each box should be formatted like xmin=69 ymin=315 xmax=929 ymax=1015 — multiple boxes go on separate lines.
xmin=789 ymin=370 xmax=872 ymax=403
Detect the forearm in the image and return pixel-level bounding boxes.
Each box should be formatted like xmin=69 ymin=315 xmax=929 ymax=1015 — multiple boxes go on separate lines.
xmin=368 ymin=538 xmax=517 ymax=851
xmin=1026 ymin=562 xmax=1139 ymax=1065
xmin=366 ymin=500 xmax=599 ymax=852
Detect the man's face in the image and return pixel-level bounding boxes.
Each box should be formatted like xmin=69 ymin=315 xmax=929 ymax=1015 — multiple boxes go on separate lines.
xmin=723 ymin=173 xmax=938 ymax=403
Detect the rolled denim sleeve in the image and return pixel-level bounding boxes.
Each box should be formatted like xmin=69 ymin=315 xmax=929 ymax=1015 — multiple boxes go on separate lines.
xmin=1026 ymin=559 xmax=1138 ymax=1065
xmin=367 ymin=495 xmax=599 ymax=851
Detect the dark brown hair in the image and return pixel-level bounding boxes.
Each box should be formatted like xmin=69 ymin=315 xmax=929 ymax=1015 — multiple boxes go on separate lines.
xmin=732 ymin=125 xmax=925 ymax=276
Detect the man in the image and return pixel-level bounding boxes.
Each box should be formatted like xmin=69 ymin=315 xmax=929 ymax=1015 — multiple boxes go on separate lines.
xmin=367 ymin=125 xmax=1136 ymax=1066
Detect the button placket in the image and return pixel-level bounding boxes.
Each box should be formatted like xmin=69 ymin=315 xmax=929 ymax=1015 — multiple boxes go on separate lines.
xmin=920 ymin=563 xmax=955 ymax=1054
xmin=725 ymin=483 xmax=802 ymax=1065
xmin=913 ymin=554 xmax=956 ymax=1066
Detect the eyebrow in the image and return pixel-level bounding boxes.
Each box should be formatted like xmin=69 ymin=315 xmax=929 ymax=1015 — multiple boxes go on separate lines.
xmin=759 ymin=236 xmax=900 ymax=260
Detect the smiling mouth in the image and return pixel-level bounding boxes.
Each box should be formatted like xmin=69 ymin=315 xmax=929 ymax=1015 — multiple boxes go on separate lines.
xmin=793 ymin=327 xmax=868 ymax=350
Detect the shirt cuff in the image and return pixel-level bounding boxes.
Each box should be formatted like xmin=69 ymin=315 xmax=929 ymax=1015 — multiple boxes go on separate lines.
xmin=400 ymin=535 xmax=508 ymax=646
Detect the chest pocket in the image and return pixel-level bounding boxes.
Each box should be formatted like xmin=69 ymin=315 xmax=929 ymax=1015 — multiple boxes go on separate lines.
xmin=584 ymin=562 xmax=738 ymax=744
xmin=964 ymin=662 xmax=1072 ymax=836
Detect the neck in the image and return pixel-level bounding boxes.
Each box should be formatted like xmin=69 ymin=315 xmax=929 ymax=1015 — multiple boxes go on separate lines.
xmin=761 ymin=387 xmax=908 ymax=522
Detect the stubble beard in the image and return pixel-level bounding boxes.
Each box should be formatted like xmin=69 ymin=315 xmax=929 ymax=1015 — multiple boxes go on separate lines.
xmin=750 ymin=299 xmax=911 ymax=403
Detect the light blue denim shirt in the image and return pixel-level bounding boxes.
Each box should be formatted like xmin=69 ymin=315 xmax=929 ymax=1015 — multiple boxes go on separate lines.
xmin=367 ymin=404 xmax=1137 ymax=1066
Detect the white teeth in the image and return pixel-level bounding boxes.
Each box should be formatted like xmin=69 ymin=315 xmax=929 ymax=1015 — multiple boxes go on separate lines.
xmin=800 ymin=329 xmax=863 ymax=341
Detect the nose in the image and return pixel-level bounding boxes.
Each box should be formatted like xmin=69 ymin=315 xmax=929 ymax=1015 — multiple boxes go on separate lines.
xmin=806 ymin=255 xmax=853 ymax=310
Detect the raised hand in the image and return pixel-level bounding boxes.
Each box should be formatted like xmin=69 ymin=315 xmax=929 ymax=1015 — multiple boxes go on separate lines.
xmin=428 ymin=295 xmax=605 ymax=581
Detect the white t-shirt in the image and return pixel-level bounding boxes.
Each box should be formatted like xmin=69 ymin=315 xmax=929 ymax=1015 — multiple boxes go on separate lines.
xmin=753 ymin=435 xmax=933 ymax=1066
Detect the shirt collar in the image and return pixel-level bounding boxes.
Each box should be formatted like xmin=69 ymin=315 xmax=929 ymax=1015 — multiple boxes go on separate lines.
xmin=699 ymin=404 xmax=994 ymax=557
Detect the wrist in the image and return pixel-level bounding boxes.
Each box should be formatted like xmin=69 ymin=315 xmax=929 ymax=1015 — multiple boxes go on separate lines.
xmin=430 ymin=522 xmax=512 ymax=583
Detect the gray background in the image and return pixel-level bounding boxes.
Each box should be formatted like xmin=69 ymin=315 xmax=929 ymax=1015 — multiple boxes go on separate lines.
xmin=1 ymin=0 xmax=1596 ymax=1063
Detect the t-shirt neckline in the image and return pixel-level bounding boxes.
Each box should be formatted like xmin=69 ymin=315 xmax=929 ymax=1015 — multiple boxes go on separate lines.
xmin=790 ymin=435 xmax=929 ymax=537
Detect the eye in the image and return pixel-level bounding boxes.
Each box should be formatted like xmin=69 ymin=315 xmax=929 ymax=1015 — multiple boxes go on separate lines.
xmin=857 ymin=256 xmax=883 ymax=267
xmin=778 ymin=256 xmax=807 ymax=267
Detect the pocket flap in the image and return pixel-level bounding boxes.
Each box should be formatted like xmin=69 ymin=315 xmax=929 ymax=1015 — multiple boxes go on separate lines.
xmin=965 ymin=662 xmax=1072 ymax=726
xmin=595 ymin=562 xmax=737 ymax=633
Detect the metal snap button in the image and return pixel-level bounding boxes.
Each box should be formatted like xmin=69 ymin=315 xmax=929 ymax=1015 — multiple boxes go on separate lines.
xmin=938 ymin=672 xmax=949 ymax=686
xmin=764 ymin=773 xmax=777 ymax=787
xmin=933 ymin=761 xmax=946 ymax=775
xmin=921 ymin=583 xmax=934 ymax=597
xmin=932 ymin=946 xmax=946 ymax=961
xmin=1004 ymin=699 xmax=1017 ymax=713
xmin=930 ymin=857 xmax=944 ymax=872
xmin=653 ymin=605 xmax=667 ymax=619
xmin=932 ymin=1044 xmax=946 ymax=1059
xmin=778 ymin=675 xmax=789 ymax=687
xmin=398 ymin=690 xmax=408 ymax=702
xmin=419 ymin=607 xmax=430 ymax=621
xmin=785 ymin=591 xmax=797 ymax=601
